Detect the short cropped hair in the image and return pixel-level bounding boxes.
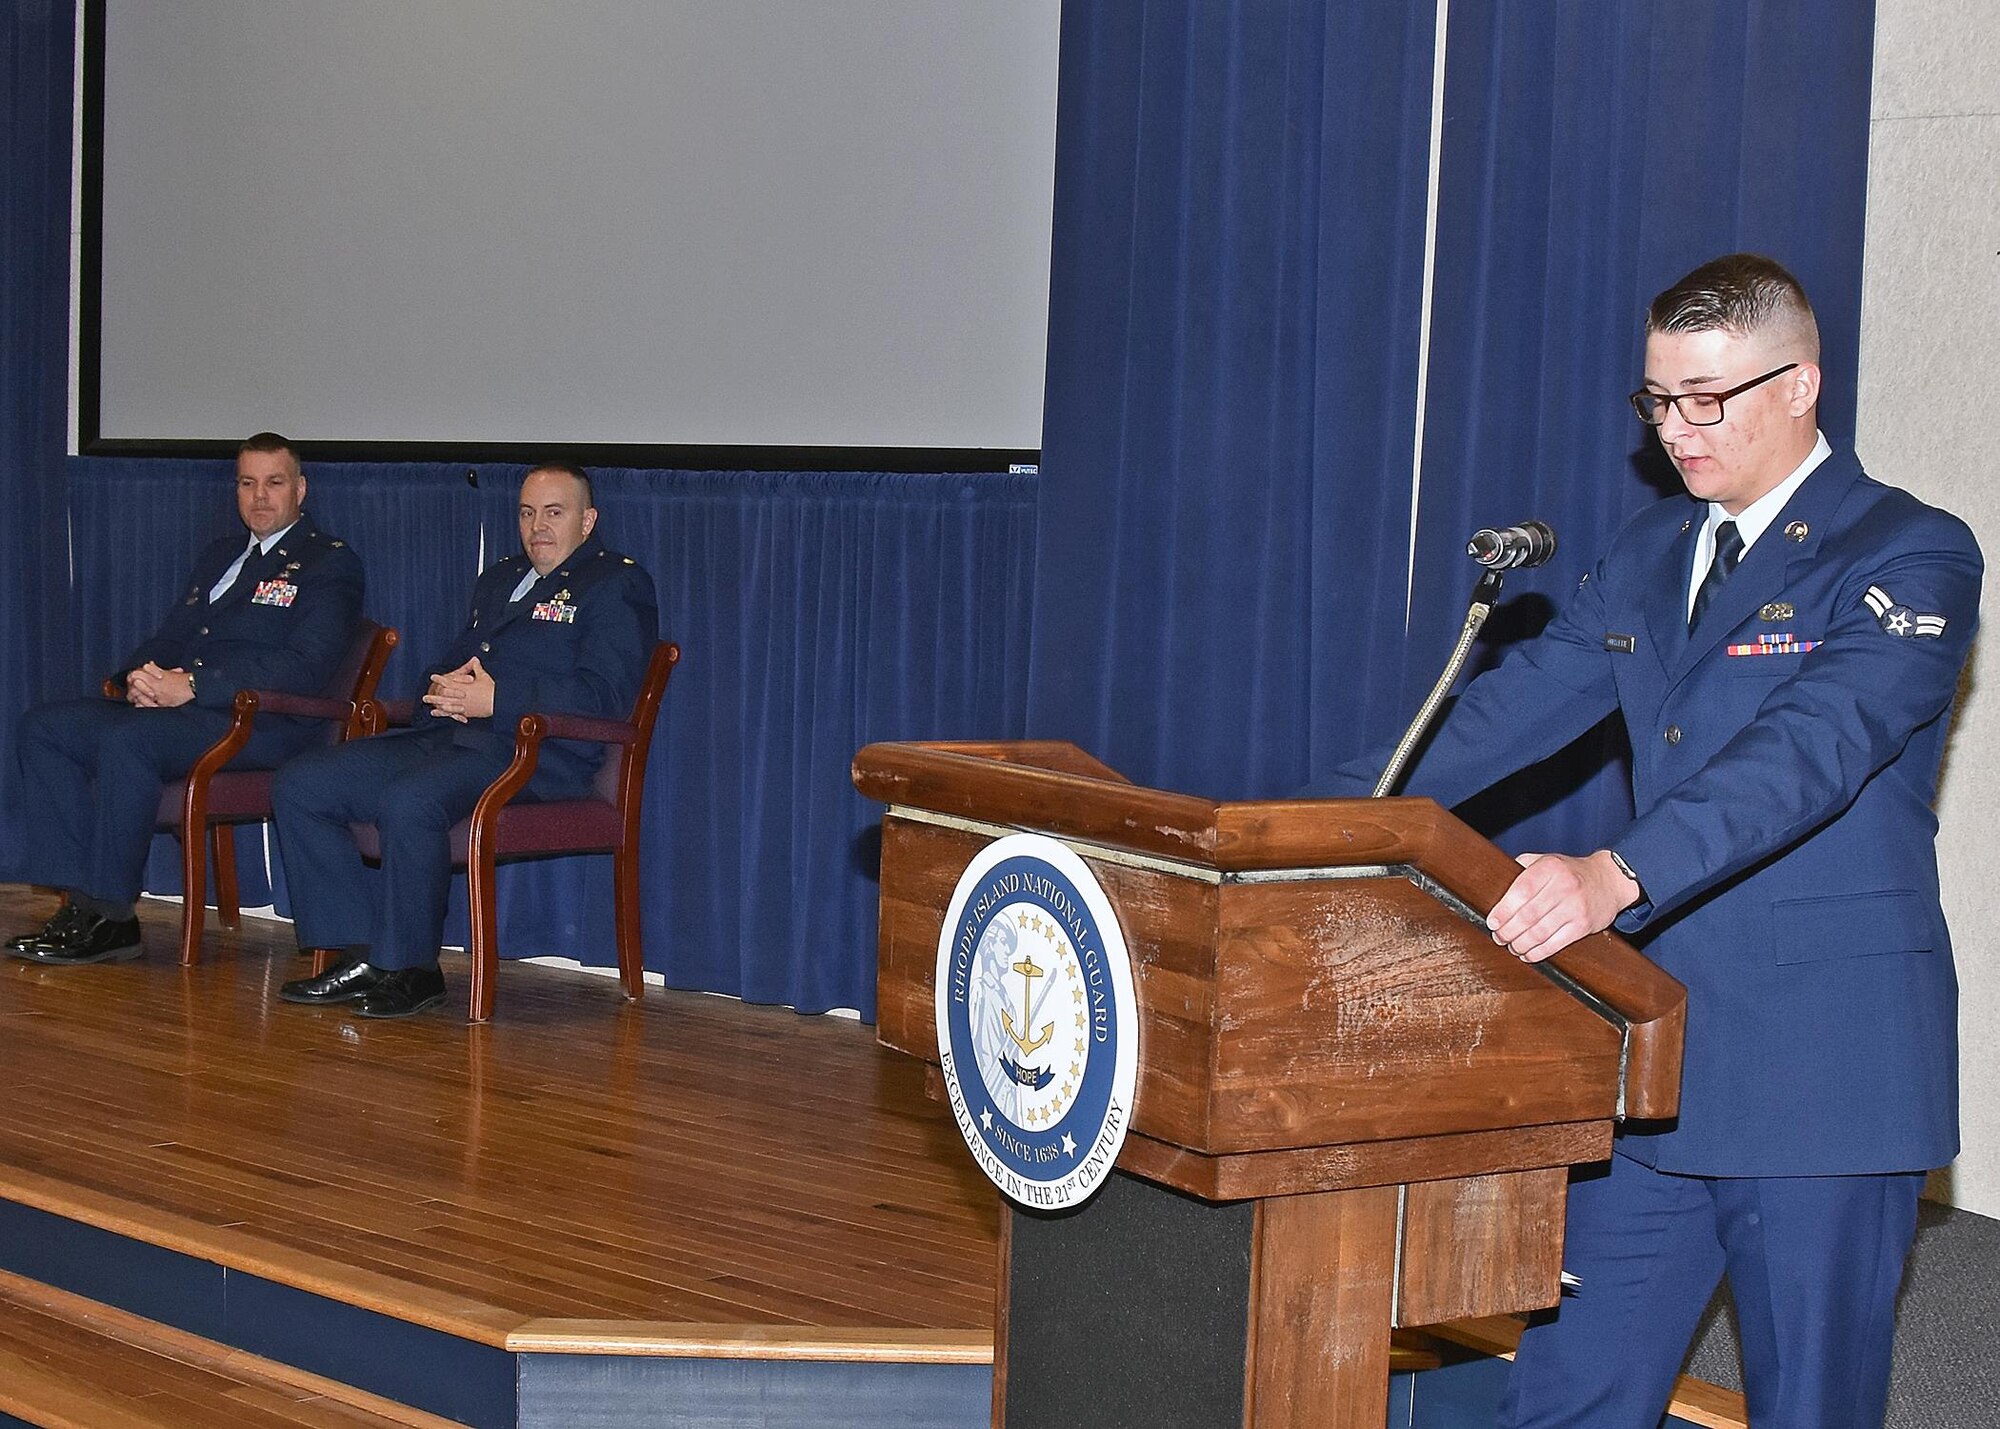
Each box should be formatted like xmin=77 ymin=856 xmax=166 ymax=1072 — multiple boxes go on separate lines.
xmin=525 ymin=462 xmax=594 ymax=509
xmin=1646 ymin=254 xmax=1819 ymax=359
xmin=238 ymin=431 xmax=302 ymax=468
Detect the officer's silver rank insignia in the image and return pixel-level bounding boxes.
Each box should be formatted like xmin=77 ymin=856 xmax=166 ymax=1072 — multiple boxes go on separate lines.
xmin=1759 ymin=602 xmax=1795 ymax=622
xmin=1864 ymin=584 xmax=1946 ymax=639
xmin=935 ymin=834 xmax=1138 ymax=1211
xmin=1785 ymin=521 xmax=1810 ymax=542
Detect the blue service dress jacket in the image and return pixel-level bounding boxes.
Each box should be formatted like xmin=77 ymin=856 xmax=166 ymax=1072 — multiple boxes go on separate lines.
xmin=1374 ymin=450 xmax=1980 ymax=1178
xmin=124 ymin=517 xmax=365 ymax=715
xmin=423 ymin=532 xmax=658 ymax=790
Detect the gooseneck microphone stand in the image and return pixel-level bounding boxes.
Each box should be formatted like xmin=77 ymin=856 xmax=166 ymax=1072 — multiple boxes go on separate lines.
xmin=1371 ymin=568 xmax=1506 ymax=798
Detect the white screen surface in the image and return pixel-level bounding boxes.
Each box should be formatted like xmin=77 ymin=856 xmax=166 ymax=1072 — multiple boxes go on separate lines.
xmin=92 ymin=1 xmax=1059 ymax=455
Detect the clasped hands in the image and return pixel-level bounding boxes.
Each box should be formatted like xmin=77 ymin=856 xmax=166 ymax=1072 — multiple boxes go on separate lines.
xmin=124 ymin=662 xmax=195 ymax=708
xmin=1485 ymin=849 xmax=1640 ymax=964
xmin=422 ymin=656 xmax=495 ymax=723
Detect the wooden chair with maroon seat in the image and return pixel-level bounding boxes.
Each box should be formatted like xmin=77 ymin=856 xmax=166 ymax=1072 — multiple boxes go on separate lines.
xmin=353 ymin=639 xmax=680 ymax=1022
xmin=108 ymin=621 xmax=398 ymax=966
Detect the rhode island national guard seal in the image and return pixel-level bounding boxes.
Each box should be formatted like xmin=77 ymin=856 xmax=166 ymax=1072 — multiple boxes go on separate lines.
xmin=935 ymin=834 xmax=1139 ymax=1211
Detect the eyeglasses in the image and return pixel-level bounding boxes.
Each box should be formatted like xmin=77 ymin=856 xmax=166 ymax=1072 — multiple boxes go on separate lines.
xmin=1628 ymin=363 xmax=1798 ymax=427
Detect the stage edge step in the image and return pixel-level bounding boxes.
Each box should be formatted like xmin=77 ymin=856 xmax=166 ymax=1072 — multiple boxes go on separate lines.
xmin=0 ymin=1267 xmax=466 ymax=1429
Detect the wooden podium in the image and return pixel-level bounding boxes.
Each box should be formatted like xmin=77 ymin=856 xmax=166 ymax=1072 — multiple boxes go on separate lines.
xmin=853 ymin=741 xmax=1686 ymax=1429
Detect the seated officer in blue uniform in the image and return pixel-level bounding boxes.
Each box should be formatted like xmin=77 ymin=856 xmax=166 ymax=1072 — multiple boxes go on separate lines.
xmin=1313 ymin=255 xmax=1979 ymax=1429
xmin=272 ymin=463 xmax=656 ymax=1019
xmin=7 ymin=432 xmax=364 ymax=965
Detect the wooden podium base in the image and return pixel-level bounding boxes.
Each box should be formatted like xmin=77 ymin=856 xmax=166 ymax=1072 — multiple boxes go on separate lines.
xmin=854 ymin=743 xmax=1686 ymax=1429
xmin=999 ymin=1171 xmax=1399 ymax=1428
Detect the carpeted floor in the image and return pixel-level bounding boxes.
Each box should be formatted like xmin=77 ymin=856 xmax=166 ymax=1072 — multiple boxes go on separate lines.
xmin=1683 ymin=1200 xmax=2000 ymax=1426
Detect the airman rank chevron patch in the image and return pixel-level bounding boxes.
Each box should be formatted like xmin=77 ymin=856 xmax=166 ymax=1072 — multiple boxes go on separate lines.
xmin=1863 ymin=585 xmax=1947 ymax=638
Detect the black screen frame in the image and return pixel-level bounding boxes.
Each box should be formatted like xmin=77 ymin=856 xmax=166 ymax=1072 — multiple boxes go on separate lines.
xmin=74 ymin=0 xmax=1042 ymax=475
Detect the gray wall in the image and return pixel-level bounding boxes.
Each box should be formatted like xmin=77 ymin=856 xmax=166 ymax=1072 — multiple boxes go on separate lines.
xmin=1857 ymin=0 xmax=2000 ymax=1216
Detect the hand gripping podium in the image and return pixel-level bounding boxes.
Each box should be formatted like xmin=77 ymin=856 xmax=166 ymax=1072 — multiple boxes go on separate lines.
xmin=853 ymin=741 xmax=1685 ymax=1429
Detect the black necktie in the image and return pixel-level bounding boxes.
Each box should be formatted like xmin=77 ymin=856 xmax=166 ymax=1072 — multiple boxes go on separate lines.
xmin=1688 ymin=520 xmax=1743 ymax=634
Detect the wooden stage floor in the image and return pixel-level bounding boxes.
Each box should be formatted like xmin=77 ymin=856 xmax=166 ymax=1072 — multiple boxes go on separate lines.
xmin=0 ymin=884 xmax=998 ymax=1364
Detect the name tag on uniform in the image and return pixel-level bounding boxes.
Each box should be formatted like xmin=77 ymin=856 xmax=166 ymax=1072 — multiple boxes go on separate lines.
xmin=532 ymin=600 xmax=578 ymax=624
xmin=252 ymin=579 xmax=299 ymax=607
xmin=1604 ymin=633 xmax=1636 ymax=654
xmin=1726 ymin=633 xmax=1821 ymax=656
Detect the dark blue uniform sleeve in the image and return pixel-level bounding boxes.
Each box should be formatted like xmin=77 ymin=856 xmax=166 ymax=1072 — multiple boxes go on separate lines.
xmin=123 ymin=537 xmax=236 ymax=676
xmin=1614 ymin=516 xmax=1981 ymax=930
xmin=1302 ymin=563 xmax=1623 ymax=804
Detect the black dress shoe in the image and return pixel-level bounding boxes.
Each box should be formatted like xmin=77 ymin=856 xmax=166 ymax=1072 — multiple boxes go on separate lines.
xmin=5 ymin=903 xmax=84 ymax=955
xmin=19 ymin=912 xmax=143 ymax=965
xmin=352 ymin=967 xmax=448 ymax=1020
xmin=278 ymin=957 xmax=385 ymax=1005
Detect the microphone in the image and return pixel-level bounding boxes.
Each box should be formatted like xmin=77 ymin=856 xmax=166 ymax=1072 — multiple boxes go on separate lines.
xmin=1374 ymin=521 xmax=1556 ymax=797
xmin=1468 ymin=520 xmax=1557 ymax=570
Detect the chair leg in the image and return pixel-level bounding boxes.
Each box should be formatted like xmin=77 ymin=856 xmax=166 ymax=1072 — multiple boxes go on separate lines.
xmin=211 ymin=825 xmax=241 ymax=928
xmin=178 ymin=830 xmax=205 ymax=967
xmin=467 ymin=852 xmax=500 ymax=1024
xmin=613 ymin=844 xmax=645 ymax=1003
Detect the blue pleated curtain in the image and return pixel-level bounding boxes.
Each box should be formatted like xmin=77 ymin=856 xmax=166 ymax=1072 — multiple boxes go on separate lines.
xmin=1411 ymin=0 xmax=1876 ymax=855
xmin=1029 ymin=0 xmax=1877 ymax=865
xmin=64 ymin=459 xmax=490 ymax=909
xmin=468 ymin=468 xmax=1036 ymax=1015
xmin=0 ymin=0 xmax=1878 ymax=1015
xmin=0 ymin=2 xmax=82 ymax=876
xmin=56 ymin=458 xmax=1034 ymax=1016
xmin=1029 ymin=0 xmax=1442 ymax=797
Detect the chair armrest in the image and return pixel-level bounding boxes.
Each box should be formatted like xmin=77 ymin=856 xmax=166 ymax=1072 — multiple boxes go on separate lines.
xmin=179 ymin=690 xmax=265 ymax=798
xmin=247 ymin=689 xmax=357 ymax=723
xmin=464 ymin=715 xmax=551 ymax=869
xmin=537 ymin=711 xmax=637 ymax=745
xmin=360 ymin=697 xmax=418 ymax=734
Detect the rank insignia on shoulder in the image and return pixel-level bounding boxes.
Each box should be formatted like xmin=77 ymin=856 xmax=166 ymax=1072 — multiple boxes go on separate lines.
xmin=1863 ymin=584 xmax=1946 ymax=638
xmin=1759 ymin=602 xmax=1795 ymax=621
xmin=1604 ymin=633 xmax=1636 ymax=654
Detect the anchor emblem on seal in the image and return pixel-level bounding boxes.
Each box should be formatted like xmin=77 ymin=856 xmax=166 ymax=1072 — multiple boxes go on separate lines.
xmin=1002 ymin=953 xmax=1055 ymax=1056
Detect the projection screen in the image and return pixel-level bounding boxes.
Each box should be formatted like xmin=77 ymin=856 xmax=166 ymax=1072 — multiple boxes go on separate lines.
xmin=83 ymin=0 xmax=1060 ymax=467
